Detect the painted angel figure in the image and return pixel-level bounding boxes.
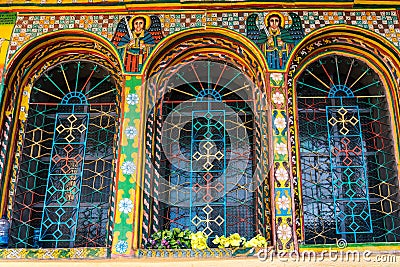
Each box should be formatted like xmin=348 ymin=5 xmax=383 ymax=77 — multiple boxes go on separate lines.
xmin=112 ymin=15 xmax=163 ymax=73
xmin=246 ymin=12 xmax=304 ymax=70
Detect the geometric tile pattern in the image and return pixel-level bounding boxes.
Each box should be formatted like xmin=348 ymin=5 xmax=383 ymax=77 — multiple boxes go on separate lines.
xmin=8 ymin=9 xmax=400 ymax=65
xmin=6 ymin=9 xmax=400 ymax=73
xmin=137 ymin=247 xmax=262 ymax=258
xmin=8 ymin=14 xmax=121 ymax=59
xmin=206 ymin=12 xmax=248 ymax=33
xmin=206 ymin=10 xmax=400 ymax=47
xmin=0 ymin=247 xmax=107 ymax=259
xmin=158 ymin=13 xmax=205 ymax=35
xmin=298 ymin=10 xmax=400 ymax=46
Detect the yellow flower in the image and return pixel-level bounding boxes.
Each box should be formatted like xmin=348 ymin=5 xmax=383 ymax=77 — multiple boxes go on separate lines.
xmin=228 ymin=233 xmax=243 ymax=247
xmin=244 ymin=234 xmax=267 ymax=248
xmin=212 ymin=235 xmax=229 ymax=248
xmin=190 ymin=231 xmax=208 ymax=250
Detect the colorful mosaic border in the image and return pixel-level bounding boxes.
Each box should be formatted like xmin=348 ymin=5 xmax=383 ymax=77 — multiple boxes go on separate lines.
xmin=270 ymin=73 xmax=295 ymax=252
xmin=7 ymin=9 xmax=400 ymax=68
xmin=137 ymin=247 xmax=261 ymax=258
xmin=0 ymin=247 xmax=107 ymax=259
xmin=111 ymin=76 xmax=142 ymax=256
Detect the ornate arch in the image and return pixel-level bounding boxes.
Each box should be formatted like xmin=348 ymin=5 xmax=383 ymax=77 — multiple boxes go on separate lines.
xmin=136 ymin=27 xmax=272 ymax=249
xmin=286 ymin=25 xmax=400 ymax=243
xmin=0 ymin=30 xmax=123 ymax=248
xmin=144 ymin=27 xmax=269 ymax=95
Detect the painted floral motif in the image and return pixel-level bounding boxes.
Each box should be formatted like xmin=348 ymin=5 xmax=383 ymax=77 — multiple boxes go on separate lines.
xmin=274 ymin=117 xmax=286 ymax=129
xmin=275 ymin=167 xmax=289 ymax=184
xmin=270 ymin=73 xmax=284 ymax=86
xmin=115 ymin=240 xmax=129 ymax=254
xmin=121 ymin=160 xmax=136 ymax=175
xmin=126 ymin=93 xmax=139 ymax=105
xmin=276 ymin=195 xmax=290 ymax=211
xmin=118 ymin=198 xmax=134 ymax=214
xmin=272 ymin=92 xmax=285 ymax=105
xmin=275 ymin=142 xmax=287 ymax=155
xmin=277 ymin=224 xmax=292 ymax=240
xmin=125 ymin=126 xmax=137 ymax=139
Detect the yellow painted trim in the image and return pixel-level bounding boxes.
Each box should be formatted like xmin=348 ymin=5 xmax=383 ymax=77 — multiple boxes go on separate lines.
xmin=133 ymin=74 xmax=145 ymax=250
xmin=355 ymin=0 xmax=400 ymax=5
xmin=6 ymin=29 xmax=123 ymax=75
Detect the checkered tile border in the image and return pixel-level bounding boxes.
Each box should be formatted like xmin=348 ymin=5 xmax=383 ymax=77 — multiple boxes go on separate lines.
xmin=7 ymin=10 xmax=400 ymax=67
xmin=9 ymin=14 xmax=121 ymax=60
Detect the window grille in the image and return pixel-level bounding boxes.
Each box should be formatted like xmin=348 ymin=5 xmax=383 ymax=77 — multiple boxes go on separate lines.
xmin=10 ymin=60 xmax=119 ymax=248
xmin=297 ymin=55 xmax=400 ymax=244
xmin=143 ymin=60 xmax=269 ymax=245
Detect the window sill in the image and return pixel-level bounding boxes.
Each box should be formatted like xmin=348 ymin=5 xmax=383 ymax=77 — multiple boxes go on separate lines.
xmin=137 ymin=247 xmax=262 ymax=258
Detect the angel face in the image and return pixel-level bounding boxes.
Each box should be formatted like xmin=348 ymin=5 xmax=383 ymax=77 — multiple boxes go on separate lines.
xmin=133 ymin=17 xmax=145 ymax=34
xmin=267 ymin=15 xmax=281 ymax=30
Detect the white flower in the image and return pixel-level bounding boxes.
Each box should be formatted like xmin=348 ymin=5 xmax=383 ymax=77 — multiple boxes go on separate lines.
xmin=276 ymin=195 xmax=290 ymax=211
xmin=270 ymin=73 xmax=283 ymax=83
xmin=125 ymin=126 xmax=137 ymax=139
xmin=272 ymin=92 xmax=285 ymax=105
xmin=121 ymin=160 xmax=136 ymax=175
xmin=118 ymin=198 xmax=133 ymax=214
xmin=275 ymin=142 xmax=287 ymax=155
xmin=274 ymin=117 xmax=286 ymax=129
xmin=275 ymin=167 xmax=288 ymax=183
xmin=115 ymin=240 xmax=129 ymax=254
xmin=126 ymin=93 xmax=139 ymax=105
xmin=277 ymin=224 xmax=292 ymax=240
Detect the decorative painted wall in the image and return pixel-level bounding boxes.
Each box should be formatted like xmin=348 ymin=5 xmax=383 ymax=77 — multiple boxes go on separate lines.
xmin=6 ymin=10 xmax=400 ymax=71
xmin=0 ymin=2 xmax=399 ymax=261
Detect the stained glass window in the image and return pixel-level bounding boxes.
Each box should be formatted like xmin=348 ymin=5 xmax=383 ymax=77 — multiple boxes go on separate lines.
xmin=143 ymin=60 xmax=270 ymax=245
xmin=10 ymin=60 xmax=120 ymax=248
xmin=297 ymin=55 xmax=400 ymax=244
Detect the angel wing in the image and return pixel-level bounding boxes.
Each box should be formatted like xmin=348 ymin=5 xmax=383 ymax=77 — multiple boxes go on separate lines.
xmin=111 ymin=16 xmax=132 ymax=47
xmin=148 ymin=15 xmax=164 ymax=44
xmin=246 ymin=13 xmax=267 ymax=49
xmin=285 ymin=12 xmax=304 ymax=45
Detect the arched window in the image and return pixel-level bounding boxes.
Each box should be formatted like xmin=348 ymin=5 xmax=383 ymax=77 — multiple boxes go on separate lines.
xmin=10 ymin=60 xmax=120 ymax=248
xmin=143 ymin=60 xmax=270 ymax=244
xmin=296 ymin=54 xmax=400 ymax=244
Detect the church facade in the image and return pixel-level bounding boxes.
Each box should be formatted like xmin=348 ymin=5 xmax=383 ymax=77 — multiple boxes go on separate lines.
xmin=0 ymin=0 xmax=399 ymax=262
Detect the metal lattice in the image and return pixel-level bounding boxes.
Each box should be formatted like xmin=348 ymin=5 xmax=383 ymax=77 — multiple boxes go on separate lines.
xmin=10 ymin=60 xmax=119 ymax=248
xmin=297 ymin=55 xmax=400 ymax=244
xmin=144 ymin=60 xmax=269 ymax=244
